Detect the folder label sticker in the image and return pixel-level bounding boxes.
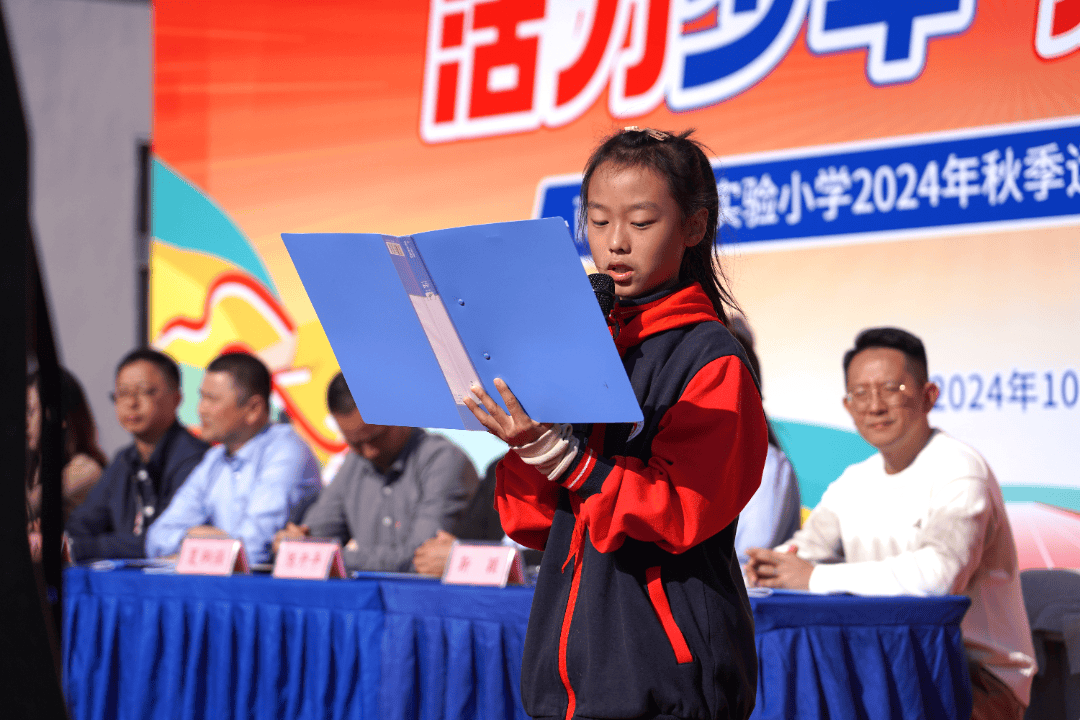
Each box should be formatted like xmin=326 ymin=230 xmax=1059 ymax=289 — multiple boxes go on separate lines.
xmin=384 ymin=235 xmax=483 ymax=429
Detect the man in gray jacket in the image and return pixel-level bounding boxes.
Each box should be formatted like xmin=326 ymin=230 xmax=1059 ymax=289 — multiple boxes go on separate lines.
xmin=274 ymin=372 xmax=478 ymax=573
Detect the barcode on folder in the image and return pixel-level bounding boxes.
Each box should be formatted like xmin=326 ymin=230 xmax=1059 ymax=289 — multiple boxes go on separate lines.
xmin=386 ymin=241 xmax=405 ymax=257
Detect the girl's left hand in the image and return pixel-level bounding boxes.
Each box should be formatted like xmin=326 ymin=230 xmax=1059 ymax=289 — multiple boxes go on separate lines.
xmin=464 ymin=378 xmax=551 ymax=447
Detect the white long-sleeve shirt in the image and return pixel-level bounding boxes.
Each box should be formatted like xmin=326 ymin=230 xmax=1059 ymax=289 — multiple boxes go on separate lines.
xmin=782 ymin=430 xmax=1037 ymax=704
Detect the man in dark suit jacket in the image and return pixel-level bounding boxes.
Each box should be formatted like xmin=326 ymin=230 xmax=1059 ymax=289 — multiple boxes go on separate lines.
xmin=66 ymin=349 xmax=208 ymax=561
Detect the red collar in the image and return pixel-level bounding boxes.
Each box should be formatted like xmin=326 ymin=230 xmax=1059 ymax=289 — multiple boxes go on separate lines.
xmin=612 ymin=283 xmax=721 ymax=354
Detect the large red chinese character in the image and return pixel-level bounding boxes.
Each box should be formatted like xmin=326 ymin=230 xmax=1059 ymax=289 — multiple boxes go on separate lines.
xmin=556 ymin=0 xmax=620 ymax=107
xmin=433 ymin=12 xmax=465 ymax=124
xmin=1036 ymin=0 xmax=1080 ymax=59
xmin=554 ymin=0 xmax=669 ymax=119
xmin=422 ymin=0 xmax=671 ymax=141
xmin=622 ymin=0 xmax=669 ymax=100
xmin=469 ymin=0 xmax=546 ymax=118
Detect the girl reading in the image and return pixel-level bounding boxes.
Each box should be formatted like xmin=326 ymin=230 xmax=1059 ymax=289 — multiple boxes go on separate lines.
xmin=465 ymin=128 xmax=767 ymax=720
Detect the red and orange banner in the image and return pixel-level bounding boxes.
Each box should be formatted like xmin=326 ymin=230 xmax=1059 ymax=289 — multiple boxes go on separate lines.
xmin=152 ymin=1 xmax=1080 ymax=565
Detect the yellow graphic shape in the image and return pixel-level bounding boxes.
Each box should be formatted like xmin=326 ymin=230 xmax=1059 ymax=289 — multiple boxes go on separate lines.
xmin=150 ymin=239 xmax=346 ymax=461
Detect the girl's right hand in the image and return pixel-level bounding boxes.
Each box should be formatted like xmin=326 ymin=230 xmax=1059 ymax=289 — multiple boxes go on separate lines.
xmin=464 ymin=378 xmax=551 ymax=447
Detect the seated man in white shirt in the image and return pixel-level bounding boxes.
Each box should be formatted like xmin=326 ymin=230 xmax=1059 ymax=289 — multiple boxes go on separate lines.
xmin=146 ymin=352 xmax=321 ymax=565
xmin=745 ymin=327 xmax=1036 ymax=720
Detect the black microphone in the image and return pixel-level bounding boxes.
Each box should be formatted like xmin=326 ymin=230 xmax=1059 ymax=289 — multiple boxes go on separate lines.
xmin=589 ymin=272 xmax=615 ymax=319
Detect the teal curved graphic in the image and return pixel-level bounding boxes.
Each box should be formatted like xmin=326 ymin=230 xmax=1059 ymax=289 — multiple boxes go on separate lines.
xmin=152 ymin=157 xmax=278 ymax=295
xmin=773 ymin=419 xmax=876 ymax=508
xmin=998 ymin=486 xmax=1080 ymax=513
xmin=177 ymin=361 xmax=204 ymax=430
xmin=774 ymin=419 xmax=1080 ymax=512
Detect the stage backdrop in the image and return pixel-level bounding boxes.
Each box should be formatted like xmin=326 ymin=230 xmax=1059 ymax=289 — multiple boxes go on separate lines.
xmin=152 ymin=2 xmax=1080 ymax=526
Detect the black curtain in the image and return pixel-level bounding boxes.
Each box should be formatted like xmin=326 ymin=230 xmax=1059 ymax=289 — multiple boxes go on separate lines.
xmin=0 ymin=2 xmax=72 ymax=717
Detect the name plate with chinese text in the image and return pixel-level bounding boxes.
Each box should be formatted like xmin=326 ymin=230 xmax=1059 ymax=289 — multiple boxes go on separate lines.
xmin=441 ymin=542 xmax=524 ymax=588
xmin=176 ymin=537 xmax=249 ymax=576
xmin=273 ymin=539 xmax=346 ymax=579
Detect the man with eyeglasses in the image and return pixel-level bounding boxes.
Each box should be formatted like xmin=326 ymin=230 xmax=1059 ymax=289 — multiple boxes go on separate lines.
xmin=66 ymin=349 xmax=209 ymax=562
xmin=745 ymin=327 xmax=1035 ymax=720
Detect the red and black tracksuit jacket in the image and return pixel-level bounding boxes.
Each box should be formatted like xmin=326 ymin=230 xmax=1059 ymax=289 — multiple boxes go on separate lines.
xmin=496 ymin=282 xmax=768 ymax=720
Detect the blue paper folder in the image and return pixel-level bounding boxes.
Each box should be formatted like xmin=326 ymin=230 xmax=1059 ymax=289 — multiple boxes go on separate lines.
xmin=282 ymin=218 xmax=642 ymax=430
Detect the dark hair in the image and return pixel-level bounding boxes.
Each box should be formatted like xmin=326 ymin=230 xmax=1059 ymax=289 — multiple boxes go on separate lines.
xmin=116 ymin=347 xmax=181 ymax=389
xmin=206 ymin=352 xmax=272 ymax=404
xmin=577 ymin=127 xmax=741 ymax=323
xmin=842 ymin=327 xmax=929 ymax=384
xmin=326 ymin=372 xmax=357 ymax=415
xmin=27 ymin=368 xmax=108 ymax=467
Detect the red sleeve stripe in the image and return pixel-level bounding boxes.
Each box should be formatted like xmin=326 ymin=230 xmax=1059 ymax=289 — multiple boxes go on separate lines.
xmin=562 ymin=449 xmax=596 ymax=491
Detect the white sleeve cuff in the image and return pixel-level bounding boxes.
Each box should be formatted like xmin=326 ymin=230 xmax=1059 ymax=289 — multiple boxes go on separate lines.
xmin=807 ymin=563 xmax=866 ymax=595
xmin=511 ymin=423 xmax=580 ymax=481
xmin=806 ymin=565 xmax=833 ymax=594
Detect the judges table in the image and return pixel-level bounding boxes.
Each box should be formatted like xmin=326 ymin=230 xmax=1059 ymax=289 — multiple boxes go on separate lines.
xmin=62 ymin=566 xmax=972 ymax=720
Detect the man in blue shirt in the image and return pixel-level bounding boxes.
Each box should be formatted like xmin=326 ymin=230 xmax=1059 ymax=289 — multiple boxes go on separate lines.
xmin=146 ymin=352 xmax=321 ymax=564
xmin=66 ymin=348 xmax=209 ymax=561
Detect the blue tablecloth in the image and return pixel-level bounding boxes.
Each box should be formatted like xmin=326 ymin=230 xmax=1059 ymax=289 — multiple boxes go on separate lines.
xmin=749 ymin=591 xmax=972 ymax=720
xmin=63 ymin=567 xmax=385 ymax=720
xmin=62 ymin=567 xmax=971 ymax=720
xmin=377 ymin=577 xmax=534 ymax=720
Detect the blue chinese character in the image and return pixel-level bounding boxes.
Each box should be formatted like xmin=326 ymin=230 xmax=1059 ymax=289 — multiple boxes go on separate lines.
xmin=1007 ymin=370 xmax=1038 ymax=412
xmin=807 ymin=0 xmax=975 ymax=85
xmin=670 ymin=0 xmax=811 ymax=110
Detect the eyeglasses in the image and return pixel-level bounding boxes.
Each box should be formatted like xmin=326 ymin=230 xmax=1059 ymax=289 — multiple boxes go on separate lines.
xmin=844 ymin=382 xmax=909 ymax=410
xmin=110 ymin=387 xmax=163 ymax=404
